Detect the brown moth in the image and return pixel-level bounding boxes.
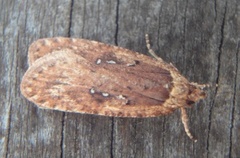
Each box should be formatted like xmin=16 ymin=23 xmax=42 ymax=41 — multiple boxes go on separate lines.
xmin=20 ymin=34 xmax=207 ymax=141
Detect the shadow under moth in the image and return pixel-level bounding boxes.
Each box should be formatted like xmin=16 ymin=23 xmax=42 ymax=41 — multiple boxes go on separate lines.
xmin=21 ymin=34 xmax=207 ymax=142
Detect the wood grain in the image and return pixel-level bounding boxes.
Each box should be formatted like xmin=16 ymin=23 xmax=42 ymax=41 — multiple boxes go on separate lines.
xmin=0 ymin=0 xmax=239 ymax=157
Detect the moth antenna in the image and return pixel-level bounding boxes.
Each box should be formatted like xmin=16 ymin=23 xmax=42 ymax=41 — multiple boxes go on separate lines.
xmin=145 ymin=34 xmax=163 ymax=62
xmin=180 ymin=108 xmax=197 ymax=142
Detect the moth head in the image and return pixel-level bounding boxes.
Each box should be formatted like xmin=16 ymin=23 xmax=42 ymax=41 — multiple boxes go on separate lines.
xmin=186 ymin=83 xmax=208 ymax=106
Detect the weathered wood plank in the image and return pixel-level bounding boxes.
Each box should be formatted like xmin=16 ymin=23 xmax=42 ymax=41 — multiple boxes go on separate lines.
xmin=207 ymin=0 xmax=240 ymax=157
xmin=63 ymin=1 xmax=117 ymax=157
xmin=0 ymin=0 xmax=72 ymax=157
xmin=0 ymin=0 xmax=239 ymax=157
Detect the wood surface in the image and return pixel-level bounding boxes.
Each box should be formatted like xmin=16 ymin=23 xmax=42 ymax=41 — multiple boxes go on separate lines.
xmin=0 ymin=0 xmax=239 ymax=157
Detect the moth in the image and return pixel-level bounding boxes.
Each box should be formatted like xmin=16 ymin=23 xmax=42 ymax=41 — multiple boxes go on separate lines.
xmin=21 ymin=34 xmax=207 ymax=141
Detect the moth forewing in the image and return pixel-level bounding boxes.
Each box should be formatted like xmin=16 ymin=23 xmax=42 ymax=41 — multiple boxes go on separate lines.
xmin=21 ymin=37 xmax=207 ymax=142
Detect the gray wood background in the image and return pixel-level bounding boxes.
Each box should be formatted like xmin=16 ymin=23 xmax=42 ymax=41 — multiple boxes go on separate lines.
xmin=0 ymin=0 xmax=239 ymax=158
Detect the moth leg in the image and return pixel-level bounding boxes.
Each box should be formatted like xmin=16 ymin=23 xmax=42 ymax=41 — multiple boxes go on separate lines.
xmin=145 ymin=34 xmax=163 ymax=62
xmin=180 ymin=107 xmax=197 ymax=142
